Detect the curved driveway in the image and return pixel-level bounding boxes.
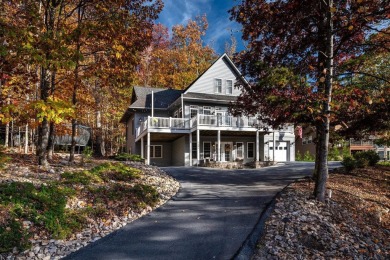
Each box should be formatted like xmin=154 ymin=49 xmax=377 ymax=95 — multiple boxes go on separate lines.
xmin=65 ymin=162 xmax=334 ymax=260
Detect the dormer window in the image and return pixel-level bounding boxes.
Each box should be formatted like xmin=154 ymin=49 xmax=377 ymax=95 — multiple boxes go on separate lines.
xmin=226 ymin=80 xmax=233 ymax=95
xmin=214 ymin=78 xmax=222 ymax=94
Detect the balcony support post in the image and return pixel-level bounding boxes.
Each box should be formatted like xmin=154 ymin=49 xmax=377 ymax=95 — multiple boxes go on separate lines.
xmin=273 ymin=131 xmax=276 ymax=162
xmin=196 ymin=130 xmax=200 ymax=166
xmin=146 ymin=132 xmax=150 ymax=165
xmin=189 ymin=133 xmax=192 ymax=166
xmin=141 ymin=136 xmax=144 ymax=159
xmin=217 ymin=130 xmax=221 ymax=162
xmin=256 ymin=130 xmax=260 ymax=162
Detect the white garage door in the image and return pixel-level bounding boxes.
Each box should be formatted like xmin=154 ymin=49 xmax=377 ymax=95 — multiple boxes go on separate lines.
xmin=269 ymin=142 xmax=288 ymax=161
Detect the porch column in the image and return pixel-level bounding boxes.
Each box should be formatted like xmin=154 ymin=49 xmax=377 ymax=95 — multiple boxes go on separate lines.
xmin=217 ymin=130 xmax=221 ymax=161
xmin=196 ymin=130 xmax=200 ymax=166
xmin=273 ymin=131 xmax=276 ymax=161
xmin=189 ymin=133 xmax=192 ymax=166
xmin=256 ymin=130 xmax=260 ymax=161
xmin=147 ymin=132 xmax=150 ymax=165
xmin=141 ymin=136 xmax=144 ymax=158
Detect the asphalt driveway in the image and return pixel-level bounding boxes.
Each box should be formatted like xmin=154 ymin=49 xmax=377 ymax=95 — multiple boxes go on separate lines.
xmin=65 ymin=162 xmax=334 ymax=260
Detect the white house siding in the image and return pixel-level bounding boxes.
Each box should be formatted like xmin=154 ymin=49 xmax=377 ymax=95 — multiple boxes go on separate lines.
xmin=184 ymin=56 xmax=241 ymax=97
xmin=172 ymin=136 xmax=185 ymax=166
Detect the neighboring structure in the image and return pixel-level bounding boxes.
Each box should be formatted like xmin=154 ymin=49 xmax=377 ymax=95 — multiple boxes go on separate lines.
xmin=120 ymin=54 xmax=295 ymax=166
xmin=295 ymin=125 xmax=389 ymax=160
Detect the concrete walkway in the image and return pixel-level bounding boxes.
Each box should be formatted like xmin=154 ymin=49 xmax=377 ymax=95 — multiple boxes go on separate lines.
xmin=65 ymin=162 xmax=327 ymax=260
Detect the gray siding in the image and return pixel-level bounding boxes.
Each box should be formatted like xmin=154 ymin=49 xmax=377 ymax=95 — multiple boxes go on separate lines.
xmin=149 ymin=142 xmax=172 ymax=167
xmin=184 ymin=57 xmax=241 ymax=96
xmin=172 ymin=136 xmax=185 ymax=166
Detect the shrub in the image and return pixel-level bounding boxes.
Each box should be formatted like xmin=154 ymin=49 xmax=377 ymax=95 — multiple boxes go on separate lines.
xmin=90 ymin=162 xmax=141 ymax=182
xmin=61 ymin=170 xmax=103 ymax=185
xmin=115 ymin=153 xmax=144 ymax=162
xmin=0 ymin=182 xmax=78 ymax=243
xmin=354 ymin=150 xmax=380 ymax=167
xmin=82 ymin=146 xmax=93 ymax=159
xmin=341 ymin=156 xmax=357 ymax=172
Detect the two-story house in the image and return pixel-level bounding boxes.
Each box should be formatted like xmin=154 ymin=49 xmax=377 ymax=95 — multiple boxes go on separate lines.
xmin=120 ymin=54 xmax=295 ymax=167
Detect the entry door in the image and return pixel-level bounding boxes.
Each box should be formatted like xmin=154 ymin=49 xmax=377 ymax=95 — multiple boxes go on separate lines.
xmin=269 ymin=142 xmax=288 ymax=161
xmin=220 ymin=142 xmax=233 ymax=162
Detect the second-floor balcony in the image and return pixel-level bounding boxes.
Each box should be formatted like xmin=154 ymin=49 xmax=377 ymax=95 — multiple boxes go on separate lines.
xmin=135 ymin=114 xmax=294 ymax=139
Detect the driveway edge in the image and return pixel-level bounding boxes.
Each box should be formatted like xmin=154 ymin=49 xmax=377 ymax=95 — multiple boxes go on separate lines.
xmin=232 ymin=186 xmax=288 ymax=260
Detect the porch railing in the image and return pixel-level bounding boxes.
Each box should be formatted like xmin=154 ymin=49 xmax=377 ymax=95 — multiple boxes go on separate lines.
xmin=136 ymin=114 xmax=294 ymax=138
xmin=350 ymin=139 xmax=375 ymax=146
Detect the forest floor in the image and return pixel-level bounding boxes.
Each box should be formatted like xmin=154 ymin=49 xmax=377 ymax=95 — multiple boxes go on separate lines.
xmin=0 ymin=151 xmax=179 ymax=259
xmin=253 ymin=164 xmax=390 ymax=259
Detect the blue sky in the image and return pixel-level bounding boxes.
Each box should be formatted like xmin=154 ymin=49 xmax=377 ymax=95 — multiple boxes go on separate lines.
xmin=157 ymin=0 xmax=245 ymax=55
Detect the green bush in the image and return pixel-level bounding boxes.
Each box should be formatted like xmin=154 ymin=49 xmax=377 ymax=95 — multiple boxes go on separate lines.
xmin=341 ymin=156 xmax=357 ymax=172
xmin=115 ymin=153 xmax=144 ymax=162
xmin=0 ymin=218 xmax=30 ymax=253
xmin=90 ymin=162 xmax=141 ymax=182
xmin=341 ymin=151 xmax=380 ymax=172
xmin=355 ymin=150 xmax=380 ymax=166
xmin=82 ymin=146 xmax=93 ymax=159
xmin=0 ymin=181 xmax=79 ymax=249
xmin=296 ymin=151 xmax=315 ymax=161
xmin=61 ymin=170 xmax=103 ymax=185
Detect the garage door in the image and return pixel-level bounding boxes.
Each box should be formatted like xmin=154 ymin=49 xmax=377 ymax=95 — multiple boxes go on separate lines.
xmin=269 ymin=142 xmax=288 ymax=161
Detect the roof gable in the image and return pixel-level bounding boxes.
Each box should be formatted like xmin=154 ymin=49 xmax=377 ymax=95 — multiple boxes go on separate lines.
xmin=183 ymin=53 xmax=245 ymax=96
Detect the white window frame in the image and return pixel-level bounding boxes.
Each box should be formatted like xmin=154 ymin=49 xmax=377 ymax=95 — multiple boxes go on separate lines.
xmin=247 ymin=142 xmax=254 ymax=158
xmin=203 ymin=106 xmax=212 ymax=115
xmin=203 ymin=142 xmax=211 ymax=159
xmin=214 ymin=78 xmax=222 ymax=94
xmin=236 ymin=142 xmax=244 ymax=158
xmin=226 ymin=79 xmax=233 ymax=95
xmin=150 ymin=145 xmax=163 ymax=158
xmin=190 ymin=105 xmax=198 ymax=118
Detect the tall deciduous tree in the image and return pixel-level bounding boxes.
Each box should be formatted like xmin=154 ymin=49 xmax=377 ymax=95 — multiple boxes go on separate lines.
xmin=136 ymin=16 xmax=217 ymax=89
xmin=230 ymin=0 xmax=389 ymax=201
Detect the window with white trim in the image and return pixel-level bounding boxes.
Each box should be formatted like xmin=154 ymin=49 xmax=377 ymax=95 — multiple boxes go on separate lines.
xmin=203 ymin=106 xmax=212 ymax=115
xmin=190 ymin=105 xmax=198 ymax=118
xmin=236 ymin=142 xmax=243 ymax=158
xmin=149 ymin=145 xmax=163 ymax=158
xmin=247 ymin=142 xmax=254 ymax=158
xmin=226 ymin=80 xmax=233 ymax=95
xmin=214 ymin=78 xmax=222 ymax=93
xmin=203 ymin=142 xmax=211 ymax=158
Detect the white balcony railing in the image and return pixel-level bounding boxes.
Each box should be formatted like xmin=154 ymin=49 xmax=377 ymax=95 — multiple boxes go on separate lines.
xmin=135 ymin=114 xmax=294 ymax=139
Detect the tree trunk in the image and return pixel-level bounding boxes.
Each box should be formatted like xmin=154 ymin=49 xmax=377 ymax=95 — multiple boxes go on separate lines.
xmin=24 ymin=124 xmax=29 ymax=154
xmin=47 ymin=122 xmax=55 ymax=160
xmin=315 ymin=0 xmax=334 ymax=201
xmin=69 ymin=6 xmax=84 ymax=163
xmin=37 ymin=66 xmax=50 ymax=166
xmin=69 ymin=119 xmax=77 ymax=162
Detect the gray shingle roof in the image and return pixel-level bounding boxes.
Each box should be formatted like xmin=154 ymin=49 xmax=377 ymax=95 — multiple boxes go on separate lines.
xmin=130 ymin=86 xmax=183 ymax=109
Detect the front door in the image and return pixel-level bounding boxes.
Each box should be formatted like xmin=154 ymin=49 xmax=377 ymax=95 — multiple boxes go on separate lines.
xmin=220 ymin=142 xmax=233 ymax=162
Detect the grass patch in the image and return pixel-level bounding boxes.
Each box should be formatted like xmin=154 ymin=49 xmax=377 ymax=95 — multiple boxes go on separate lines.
xmin=378 ymin=161 xmax=390 ymax=166
xmin=115 ymin=153 xmax=144 ymax=162
xmin=90 ymin=162 xmax=141 ymax=182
